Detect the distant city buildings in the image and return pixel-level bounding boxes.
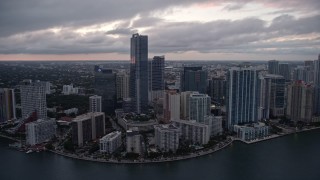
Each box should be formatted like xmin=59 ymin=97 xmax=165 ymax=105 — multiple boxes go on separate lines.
xmin=207 ymin=77 xmax=226 ymax=106
xmin=99 ymin=131 xmax=122 ymax=154
xmin=129 ymin=33 xmax=149 ymax=114
xmin=89 ymin=95 xmax=102 ymax=112
xmin=180 ymin=67 xmax=207 ymax=94
xmin=278 ymin=63 xmax=291 ymax=81
xmin=26 ymin=119 xmax=56 ymax=146
xmin=0 ymin=88 xmax=16 ymax=123
xmin=154 ymin=124 xmax=180 ymax=153
xmin=71 ymin=112 xmax=105 ymax=146
xmin=226 ymin=67 xmax=259 ymax=130
xmin=62 ymin=84 xmax=79 ymax=95
xmin=20 ymin=80 xmax=47 ymax=119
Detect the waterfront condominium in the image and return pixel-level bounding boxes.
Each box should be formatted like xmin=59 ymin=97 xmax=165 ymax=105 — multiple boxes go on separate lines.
xmin=180 ymin=67 xmax=208 ymax=94
xmin=286 ymin=81 xmax=313 ymax=123
xmin=20 ymin=80 xmax=47 ymax=120
xmin=99 ymin=131 xmax=122 ymax=154
xmin=314 ymin=54 xmax=320 ymax=116
xmin=26 ymin=119 xmax=57 ymax=146
xmin=154 ymin=124 xmax=180 ymax=153
xmin=89 ymin=95 xmax=102 ymax=113
xmin=94 ymin=67 xmax=117 ymax=115
xmin=226 ymin=67 xmax=260 ymax=130
xmin=0 ymin=88 xmax=16 ymax=123
xmin=129 ymin=33 xmax=149 ymax=114
xmin=71 ymin=112 xmax=106 ymax=146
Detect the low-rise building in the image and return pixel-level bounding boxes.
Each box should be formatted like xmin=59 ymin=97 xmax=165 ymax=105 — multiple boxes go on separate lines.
xmin=172 ymin=119 xmax=210 ymax=145
xmin=126 ymin=128 xmax=142 ymax=154
xmin=234 ymin=122 xmax=269 ymax=141
xmin=154 ymin=124 xmax=180 ymax=153
xmin=99 ymin=131 xmax=122 ymax=154
xmin=26 ymin=119 xmax=57 ymax=146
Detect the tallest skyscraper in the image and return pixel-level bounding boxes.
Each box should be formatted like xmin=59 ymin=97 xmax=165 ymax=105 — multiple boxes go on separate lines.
xmin=129 ymin=33 xmax=149 ymax=114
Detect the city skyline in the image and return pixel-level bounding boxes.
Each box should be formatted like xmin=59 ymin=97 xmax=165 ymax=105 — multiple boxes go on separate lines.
xmin=0 ymin=0 xmax=319 ymax=61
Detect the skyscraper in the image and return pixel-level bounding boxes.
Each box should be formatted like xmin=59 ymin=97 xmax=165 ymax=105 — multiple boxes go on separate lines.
xmin=279 ymin=63 xmax=291 ymax=81
xmin=286 ymin=81 xmax=313 ymax=123
xmin=151 ymin=56 xmax=165 ymax=100
xmin=188 ymin=92 xmax=211 ymax=123
xmin=94 ymin=67 xmax=116 ymax=115
xmin=89 ymin=95 xmax=102 ymax=112
xmin=226 ymin=67 xmax=259 ymax=130
xmin=268 ymin=60 xmax=279 ymax=75
xmin=314 ymin=54 xmax=320 ymax=116
xmin=0 ymin=88 xmax=16 ymax=123
xmin=20 ymin=80 xmax=47 ymax=119
xmin=180 ymin=67 xmax=207 ymax=94
xmin=129 ymin=33 xmax=149 ymax=114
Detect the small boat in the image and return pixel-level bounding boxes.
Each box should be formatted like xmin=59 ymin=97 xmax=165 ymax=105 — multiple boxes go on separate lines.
xmin=26 ymin=150 xmax=33 ymax=154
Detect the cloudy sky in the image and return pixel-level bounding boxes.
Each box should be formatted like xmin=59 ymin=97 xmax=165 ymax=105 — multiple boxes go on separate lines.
xmin=0 ymin=0 xmax=319 ymax=61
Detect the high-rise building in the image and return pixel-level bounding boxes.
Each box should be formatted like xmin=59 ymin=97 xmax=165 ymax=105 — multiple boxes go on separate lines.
xmin=293 ymin=66 xmax=313 ymax=83
xmin=226 ymin=67 xmax=259 ymax=130
xmin=26 ymin=119 xmax=56 ymax=146
xmin=71 ymin=112 xmax=105 ymax=146
xmin=207 ymin=77 xmax=226 ymax=105
xmin=286 ymin=81 xmax=313 ymax=123
xmin=89 ymin=95 xmax=102 ymax=112
xmin=94 ymin=67 xmax=116 ymax=115
xmin=163 ymin=90 xmax=180 ymax=123
xmin=180 ymin=91 xmax=194 ymax=120
xmin=313 ymin=54 xmax=320 ymax=116
xmin=0 ymin=88 xmax=16 ymax=123
xmin=151 ymin=56 xmax=165 ymax=100
xmin=154 ymin=124 xmax=180 ymax=153
xmin=116 ymin=73 xmax=129 ymax=100
xmin=268 ymin=60 xmax=279 ymax=75
xmin=180 ymin=67 xmax=207 ymax=94
xmin=126 ymin=127 xmax=142 ymax=154
xmin=189 ymin=92 xmax=211 ymax=123
xmin=258 ymin=74 xmax=285 ymax=120
xmin=129 ymin=33 xmax=149 ymax=114
xmin=279 ymin=63 xmax=291 ymax=81
xmin=20 ymin=80 xmax=47 ymax=120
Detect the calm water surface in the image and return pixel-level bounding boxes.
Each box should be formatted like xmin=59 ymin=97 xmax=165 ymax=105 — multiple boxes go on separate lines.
xmin=1 ymin=130 xmax=320 ymax=180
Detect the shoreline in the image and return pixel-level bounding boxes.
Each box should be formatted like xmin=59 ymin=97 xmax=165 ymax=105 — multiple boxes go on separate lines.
xmin=1 ymin=126 xmax=320 ymax=164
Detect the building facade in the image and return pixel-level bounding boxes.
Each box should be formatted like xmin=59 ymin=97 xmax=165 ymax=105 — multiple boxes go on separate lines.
xmin=163 ymin=90 xmax=180 ymax=123
xmin=314 ymin=54 xmax=320 ymax=116
xmin=226 ymin=67 xmax=259 ymax=130
xmin=89 ymin=95 xmax=102 ymax=112
xmin=26 ymin=119 xmax=56 ymax=146
xmin=0 ymin=88 xmax=16 ymax=123
xmin=129 ymin=33 xmax=149 ymax=114
xmin=180 ymin=67 xmax=207 ymax=94
xmin=189 ymin=92 xmax=211 ymax=123
xmin=286 ymin=81 xmax=313 ymax=123
xmin=204 ymin=115 xmax=223 ymax=136
xmin=126 ymin=128 xmax=142 ymax=154
xmin=151 ymin=56 xmax=165 ymax=100
xmin=99 ymin=131 xmax=122 ymax=154
xmin=268 ymin=60 xmax=279 ymax=75
xmin=20 ymin=80 xmax=47 ymax=120
xmin=71 ymin=112 xmax=105 ymax=146
xmin=207 ymin=77 xmax=226 ymax=105
xmin=154 ymin=124 xmax=180 ymax=153
xmin=116 ymin=73 xmax=129 ymax=100
xmin=94 ymin=67 xmax=117 ymax=115
xmin=172 ymin=119 xmax=210 ymax=145
xmin=234 ymin=122 xmax=269 ymax=141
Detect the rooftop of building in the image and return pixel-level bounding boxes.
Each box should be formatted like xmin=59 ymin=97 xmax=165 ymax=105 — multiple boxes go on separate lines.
xmin=100 ymin=131 xmax=121 ymax=141
xmin=154 ymin=123 xmax=179 ymax=131
xmin=234 ymin=122 xmax=267 ymax=128
xmin=72 ymin=112 xmax=104 ymax=122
